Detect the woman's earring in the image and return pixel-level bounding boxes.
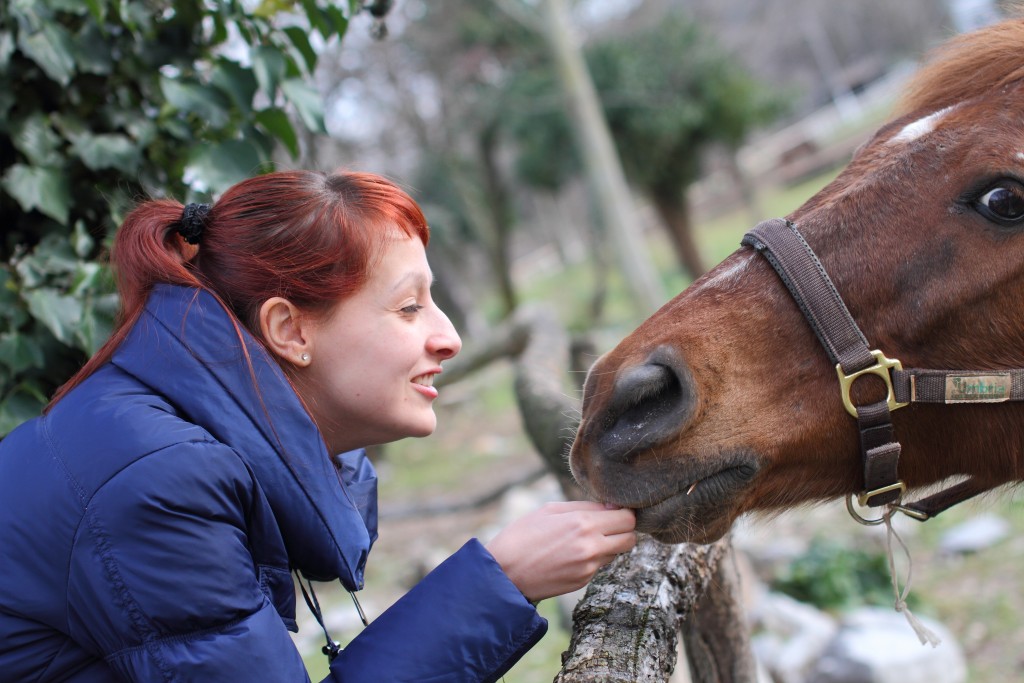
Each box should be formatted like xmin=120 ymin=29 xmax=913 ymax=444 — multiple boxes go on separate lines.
xmin=301 ymin=353 xmax=310 ymax=362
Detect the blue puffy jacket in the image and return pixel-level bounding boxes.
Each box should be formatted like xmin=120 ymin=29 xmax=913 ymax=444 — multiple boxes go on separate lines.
xmin=0 ymin=285 xmax=546 ymax=682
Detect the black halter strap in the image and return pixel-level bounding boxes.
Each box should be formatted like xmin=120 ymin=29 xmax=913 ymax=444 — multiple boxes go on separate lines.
xmin=741 ymin=218 xmax=1001 ymax=521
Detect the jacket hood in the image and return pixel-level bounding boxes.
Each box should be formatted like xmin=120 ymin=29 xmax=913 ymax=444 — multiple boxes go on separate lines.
xmin=111 ymin=284 xmax=377 ymax=589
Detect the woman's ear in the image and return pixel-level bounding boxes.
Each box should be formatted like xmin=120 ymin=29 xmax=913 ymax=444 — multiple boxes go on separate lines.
xmin=259 ymin=297 xmax=312 ymax=368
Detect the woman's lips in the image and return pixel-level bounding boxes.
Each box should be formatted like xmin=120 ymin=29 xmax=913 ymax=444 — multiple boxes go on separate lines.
xmin=412 ymin=373 xmax=439 ymax=398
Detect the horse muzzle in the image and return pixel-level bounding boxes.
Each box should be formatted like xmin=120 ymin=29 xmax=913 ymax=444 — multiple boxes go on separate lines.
xmin=581 ymin=345 xmax=697 ymax=464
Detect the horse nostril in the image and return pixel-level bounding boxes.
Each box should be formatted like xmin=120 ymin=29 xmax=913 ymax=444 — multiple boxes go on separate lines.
xmin=596 ymin=347 xmax=695 ymax=461
xmin=605 ymin=364 xmax=679 ymax=418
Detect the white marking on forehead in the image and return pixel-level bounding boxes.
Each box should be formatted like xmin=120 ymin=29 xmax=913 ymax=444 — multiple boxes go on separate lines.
xmin=690 ymin=252 xmax=754 ymax=294
xmin=887 ymin=105 xmax=958 ymax=146
xmin=1017 ymin=151 xmax=1024 ymax=160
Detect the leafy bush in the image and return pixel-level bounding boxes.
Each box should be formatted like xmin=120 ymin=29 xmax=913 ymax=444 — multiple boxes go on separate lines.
xmin=0 ymin=0 xmax=361 ymax=434
xmin=770 ymin=536 xmax=915 ymax=612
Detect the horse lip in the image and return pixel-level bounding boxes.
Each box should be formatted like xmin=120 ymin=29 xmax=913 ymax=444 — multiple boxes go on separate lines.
xmin=598 ymin=452 xmax=759 ymax=508
xmin=632 ymin=463 xmax=753 ymax=514
xmin=627 ymin=458 xmax=760 ymax=543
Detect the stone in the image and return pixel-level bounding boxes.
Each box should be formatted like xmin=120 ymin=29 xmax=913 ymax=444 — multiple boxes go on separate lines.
xmin=751 ymin=591 xmax=838 ymax=683
xmin=937 ymin=514 xmax=1010 ymax=556
xmin=808 ymin=607 xmax=967 ymax=683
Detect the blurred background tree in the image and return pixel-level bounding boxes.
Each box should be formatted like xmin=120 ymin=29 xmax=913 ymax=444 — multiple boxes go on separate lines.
xmin=508 ymin=11 xmax=788 ymax=281
xmin=0 ymin=0 xmax=363 ymax=434
xmin=0 ymin=0 xmax=956 ymax=437
xmin=322 ymin=0 xmax=949 ymax=327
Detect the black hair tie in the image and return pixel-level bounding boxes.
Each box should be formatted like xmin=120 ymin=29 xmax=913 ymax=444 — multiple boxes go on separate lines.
xmin=178 ymin=203 xmax=211 ymax=245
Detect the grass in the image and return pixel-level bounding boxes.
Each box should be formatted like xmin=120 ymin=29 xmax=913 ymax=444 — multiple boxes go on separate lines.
xmin=695 ymin=168 xmax=843 ymax=261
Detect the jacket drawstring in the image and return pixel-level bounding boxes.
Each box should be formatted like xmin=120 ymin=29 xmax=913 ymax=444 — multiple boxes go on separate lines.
xmin=346 ymin=581 xmax=369 ymax=627
xmin=296 ymin=571 xmax=341 ymax=661
xmin=296 ymin=571 xmax=370 ymax=662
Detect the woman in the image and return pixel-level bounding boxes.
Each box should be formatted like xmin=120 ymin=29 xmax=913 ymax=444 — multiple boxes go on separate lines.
xmin=0 ymin=170 xmax=636 ymax=682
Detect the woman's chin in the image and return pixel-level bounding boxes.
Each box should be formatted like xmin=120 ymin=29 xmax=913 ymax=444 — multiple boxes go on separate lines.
xmin=328 ymin=412 xmax=438 ymax=452
xmin=403 ymin=415 xmax=438 ymax=439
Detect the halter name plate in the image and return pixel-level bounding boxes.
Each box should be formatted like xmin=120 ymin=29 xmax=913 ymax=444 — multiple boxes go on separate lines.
xmin=944 ymin=374 xmax=1012 ymax=403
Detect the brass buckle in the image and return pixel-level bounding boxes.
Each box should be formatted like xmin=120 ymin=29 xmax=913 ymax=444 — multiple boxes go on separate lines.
xmin=847 ymin=482 xmax=906 ymax=525
xmin=836 ymin=350 xmax=909 ymax=418
xmin=843 ymin=489 xmax=933 ymax=528
xmin=857 ymin=481 xmax=905 ymax=507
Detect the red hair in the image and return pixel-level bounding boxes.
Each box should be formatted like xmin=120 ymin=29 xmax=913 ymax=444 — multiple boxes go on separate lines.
xmin=49 ymin=170 xmax=429 ymax=407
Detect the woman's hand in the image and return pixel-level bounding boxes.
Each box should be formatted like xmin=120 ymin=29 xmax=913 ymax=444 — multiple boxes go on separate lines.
xmin=485 ymin=501 xmax=637 ymax=603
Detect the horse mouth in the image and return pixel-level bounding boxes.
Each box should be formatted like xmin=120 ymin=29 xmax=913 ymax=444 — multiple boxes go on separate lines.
xmin=629 ymin=459 xmax=760 ymax=544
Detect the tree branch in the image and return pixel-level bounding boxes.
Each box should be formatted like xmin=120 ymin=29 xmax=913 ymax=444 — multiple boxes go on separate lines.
xmin=555 ymin=535 xmax=732 ymax=682
xmin=681 ymin=543 xmax=758 ymax=682
xmin=380 ymin=466 xmax=549 ymax=520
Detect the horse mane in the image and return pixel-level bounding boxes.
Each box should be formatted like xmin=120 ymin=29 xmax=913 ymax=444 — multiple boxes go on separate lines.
xmin=895 ymin=15 xmax=1024 ymax=117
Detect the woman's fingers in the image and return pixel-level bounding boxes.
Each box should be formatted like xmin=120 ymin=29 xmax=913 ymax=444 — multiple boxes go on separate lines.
xmin=485 ymin=501 xmax=639 ymax=602
xmin=588 ymin=507 xmax=637 ymax=536
xmin=604 ymin=529 xmax=638 ymax=555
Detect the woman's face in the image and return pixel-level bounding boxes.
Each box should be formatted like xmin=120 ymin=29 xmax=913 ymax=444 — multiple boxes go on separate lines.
xmin=299 ymin=233 xmax=461 ymax=454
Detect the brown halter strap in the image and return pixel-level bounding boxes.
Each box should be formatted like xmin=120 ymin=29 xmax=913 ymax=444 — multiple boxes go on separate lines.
xmin=742 ymin=218 xmax=1002 ymax=522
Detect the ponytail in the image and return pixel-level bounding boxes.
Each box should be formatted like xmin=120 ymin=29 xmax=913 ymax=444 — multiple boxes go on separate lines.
xmin=47 ymin=199 xmax=201 ymax=408
xmin=114 ymin=200 xmax=206 ymax=322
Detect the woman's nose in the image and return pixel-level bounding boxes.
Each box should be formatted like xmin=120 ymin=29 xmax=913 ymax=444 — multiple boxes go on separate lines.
xmin=428 ymin=308 xmax=462 ymax=359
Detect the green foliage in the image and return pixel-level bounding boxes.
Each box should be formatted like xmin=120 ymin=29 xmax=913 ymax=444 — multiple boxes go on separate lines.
xmin=592 ymin=15 xmax=786 ymax=198
xmin=508 ymin=13 xmax=788 ymax=199
xmin=0 ymin=227 xmax=117 ymax=435
xmin=0 ymin=0 xmax=361 ymax=434
xmin=770 ymin=537 xmax=913 ymax=612
xmin=503 ymin=67 xmax=575 ymax=191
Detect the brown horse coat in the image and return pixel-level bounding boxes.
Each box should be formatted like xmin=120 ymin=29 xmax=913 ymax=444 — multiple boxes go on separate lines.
xmin=570 ymin=18 xmax=1024 ymax=543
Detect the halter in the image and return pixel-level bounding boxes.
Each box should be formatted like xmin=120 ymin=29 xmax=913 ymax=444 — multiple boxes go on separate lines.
xmin=742 ymin=218 xmax=1019 ymax=524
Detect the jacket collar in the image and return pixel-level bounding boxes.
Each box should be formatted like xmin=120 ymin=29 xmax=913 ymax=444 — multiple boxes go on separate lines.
xmin=111 ymin=285 xmax=377 ymax=589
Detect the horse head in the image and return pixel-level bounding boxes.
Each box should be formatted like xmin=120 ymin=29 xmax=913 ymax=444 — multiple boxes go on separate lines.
xmin=570 ymin=18 xmax=1024 ymax=544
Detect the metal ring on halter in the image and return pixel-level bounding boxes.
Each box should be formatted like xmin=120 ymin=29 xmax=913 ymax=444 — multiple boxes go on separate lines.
xmin=845 ymin=493 xmax=888 ymax=526
xmin=846 ymin=494 xmax=933 ymax=524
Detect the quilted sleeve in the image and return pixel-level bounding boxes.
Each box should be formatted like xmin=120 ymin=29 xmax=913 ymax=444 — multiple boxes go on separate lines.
xmin=66 ymin=441 xmax=310 ymax=683
xmin=328 ymin=539 xmax=547 ymax=683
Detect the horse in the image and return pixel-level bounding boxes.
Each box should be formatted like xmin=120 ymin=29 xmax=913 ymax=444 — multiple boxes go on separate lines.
xmin=569 ymin=17 xmax=1024 ymax=545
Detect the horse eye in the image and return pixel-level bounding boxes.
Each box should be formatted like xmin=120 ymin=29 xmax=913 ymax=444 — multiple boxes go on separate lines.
xmin=975 ymin=181 xmax=1024 ymax=224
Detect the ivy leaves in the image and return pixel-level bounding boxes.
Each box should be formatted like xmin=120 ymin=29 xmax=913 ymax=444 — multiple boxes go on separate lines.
xmin=0 ymin=0 xmax=364 ymax=433
xmin=0 ymin=226 xmax=117 ymax=435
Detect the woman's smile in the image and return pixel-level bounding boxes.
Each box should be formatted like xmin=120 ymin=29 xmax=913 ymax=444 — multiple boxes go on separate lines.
xmin=412 ymin=371 xmax=440 ymax=398
xmin=298 ymin=233 xmax=461 ymax=453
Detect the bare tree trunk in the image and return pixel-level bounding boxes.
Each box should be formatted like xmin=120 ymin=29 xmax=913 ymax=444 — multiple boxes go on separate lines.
xmin=582 ymin=191 xmax=612 ymax=327
xmin=651 ymin=192 xmax=706 ymax=280
xmin=680 ymin=543 xmax=758 ymax=683
xmin=722 ymin=148 xmax=764 ymax=228
xmin=540 ymin=0 xmax=665 ymax=315
xmin=478 ymin=122 xmax=519 ymax=316
xmin=555 ymin=535 xmax=740 ymax=682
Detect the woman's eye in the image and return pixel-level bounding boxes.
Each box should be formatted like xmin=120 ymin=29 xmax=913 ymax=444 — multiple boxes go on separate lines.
xmin=401 ymin=304 xmax=424 ymax=315
xmin=975 ymin=181 xmax=1024 ymax=224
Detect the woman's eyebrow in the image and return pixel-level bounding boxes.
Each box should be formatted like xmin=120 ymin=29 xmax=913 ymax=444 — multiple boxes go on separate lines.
xmin=389 ymin=271 xmax=434 ymax=293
